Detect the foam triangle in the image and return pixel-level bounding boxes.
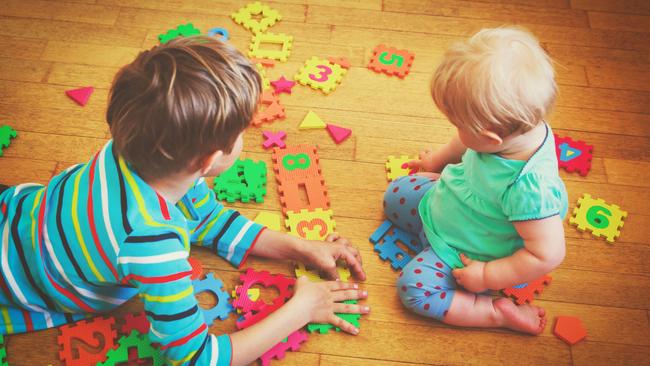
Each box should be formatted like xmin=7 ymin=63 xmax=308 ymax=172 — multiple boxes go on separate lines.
xmin=299 ymin=111 xmax=326 ymax=130
xmin=326 ymin=123 xmax=351 ymax=144
xmin=559 ymin=142 xmax=582 ymax=162
xmin=65 ymin=87 xmax=94 ymax=106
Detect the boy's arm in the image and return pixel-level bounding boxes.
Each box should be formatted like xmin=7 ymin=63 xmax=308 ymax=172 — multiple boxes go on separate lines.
xmin=409 ymin=135 xmax=467 ymax=173
xmin=453 ymin=216 xmax=566 ymax=291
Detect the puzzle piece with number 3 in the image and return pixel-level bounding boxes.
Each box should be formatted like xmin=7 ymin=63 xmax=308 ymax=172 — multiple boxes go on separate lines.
xmin=569 ymin=193 xmax=627 ymax=243
xmin=295 ymin=57 xmax=347 ymax=94
xmin=285 ymin=208 xmax=335 ymax=240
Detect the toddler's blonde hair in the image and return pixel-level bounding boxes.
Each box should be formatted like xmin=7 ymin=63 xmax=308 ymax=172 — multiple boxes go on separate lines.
xmin=431 ymin=26 xmax=556 ymax=137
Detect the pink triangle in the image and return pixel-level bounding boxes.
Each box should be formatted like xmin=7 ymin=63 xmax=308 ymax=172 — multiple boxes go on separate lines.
xmin=326 ymin=123 xmax=351 ymax=144
xmin=65 ymin=86 xmax=94 ymax=106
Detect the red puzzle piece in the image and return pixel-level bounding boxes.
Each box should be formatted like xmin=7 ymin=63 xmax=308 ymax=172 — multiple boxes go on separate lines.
xmin=553 ymin=316 xmax=587 ymax=345
xmin=502 ymin=275 xmax=551 ymax=305
xmin=554 ymin=134 xmax=593 ymax=176
xmin=367 ymin=45 xmax=415 ymax=78
xmin=120 ymin=312 xmax=150 ymax=336
xmin=57 ymin=316 xmax=117 ymax=366
xmin=188 ymin=257 xmax=203 ymax=280
xmin=327 ymin=56 xmax=351 ymax=69
xmin=233 ymin=268 xmax=295 ymax=316
xmin=259 ymin=330 xmax=308 ymax=366
xmin=65 ymin=87 xmax=94 ymax=106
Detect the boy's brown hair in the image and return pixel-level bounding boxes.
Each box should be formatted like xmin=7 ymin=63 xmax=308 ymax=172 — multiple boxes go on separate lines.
xmin=107 ymin=36 xmax=261 ymax=179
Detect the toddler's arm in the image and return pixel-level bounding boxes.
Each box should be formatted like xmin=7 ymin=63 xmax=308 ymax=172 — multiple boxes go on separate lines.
xmin=409 ymin=135 xmax=467 ymax=173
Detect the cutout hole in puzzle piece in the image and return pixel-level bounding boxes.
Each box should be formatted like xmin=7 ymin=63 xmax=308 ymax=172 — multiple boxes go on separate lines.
xmin=295 ymin=56 xmax=347 ymax=94
xmin=569 ymin=193 xmax=627 ymax=243
xmin=231 ymin=1 xmax=282 ymax=34
xmin=234 ymin=269 xmax=295 ymax=329
xmin=367 ymin=44 xmax=415 ymax=78
xmin=249 ymin=32 xmax=293 ymax=62
xmin=208 ymin=27 xmax=229 ymax=41
xmin=192 ymin=272 xmax=233 ymax=325
xmin=369 ymin=220 xmax=422 ymax=270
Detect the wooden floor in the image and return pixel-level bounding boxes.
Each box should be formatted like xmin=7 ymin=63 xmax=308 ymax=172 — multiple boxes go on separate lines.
xmin=1 ymin=0 xmax=649 ymax=365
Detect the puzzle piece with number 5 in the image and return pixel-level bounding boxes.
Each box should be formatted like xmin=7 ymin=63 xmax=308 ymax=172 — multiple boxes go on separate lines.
xmin=285 ymin=208 xmax=335 ymax=240
xmin=554 ymin=134 xmax=593 ymax=176
xmin=569 ymin=193 xmax=627 ymax=243
xmin=295 ymin=57 xmax=347 ymax=94
xmin=502 ymin=275 xmax=551 ymax=304
xmin=367 ymin=45 xmax=415 ymax=78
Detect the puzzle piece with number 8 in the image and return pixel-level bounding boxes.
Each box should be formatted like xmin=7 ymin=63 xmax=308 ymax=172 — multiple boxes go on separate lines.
xmin=295 ymin=57 xmax=347 ymax=94
xmin=569 ymin=193 xmax=627 ymax=243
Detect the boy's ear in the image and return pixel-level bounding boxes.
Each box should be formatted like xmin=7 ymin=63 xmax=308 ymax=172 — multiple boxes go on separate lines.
xmin=479 ymin=129 xmax=503 ymax=146
xmin=199 ymin=149 xmax=223 ymax=175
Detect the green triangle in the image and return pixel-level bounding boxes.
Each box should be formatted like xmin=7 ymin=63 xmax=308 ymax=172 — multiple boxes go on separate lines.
xmin=299 ymin=111 xmax=326 ymax=130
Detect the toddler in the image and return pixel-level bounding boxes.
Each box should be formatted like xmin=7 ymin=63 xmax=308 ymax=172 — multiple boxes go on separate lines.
xmin=0 ymin=37 xmax=368 ymax=365
xmin=386 ymin=27 xmax=567 ymax=334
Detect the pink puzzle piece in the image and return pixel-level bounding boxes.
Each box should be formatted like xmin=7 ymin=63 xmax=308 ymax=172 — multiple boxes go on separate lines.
xmin=270 ymin=76 xmax=295 ymax=95
xmin=326 ymin=124 xmax=351 ymax=144
xmin=259 ymin=330 xmax=308 ymax=366
xmin=65 ymin=87 xmax=94 ymax=106
xmin=262 ymin=131 xmax=286 ymax=149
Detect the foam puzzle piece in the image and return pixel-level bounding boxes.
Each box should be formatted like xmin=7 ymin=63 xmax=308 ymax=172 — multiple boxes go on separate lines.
xmin=553 ymin=316 xmax=587 ymax=345
xmin=299 ymin=111 xmax=327 ymax=130
xmin=262 ymin=130 xmax=286 ymax=149
xmin=98 ymin=330 xmax=163 ymax=366
xmin=188 ymin=257 xmax=203 ymax=280
xmin=0 ymin=125 xmax=17 ymax=157
xmin=208 ymin=27 xmax=229 ymax=41
xmin=254 ymin=211 xmax=283 ymax=231
xmin=569 ymin=193 xmax=627 ymax=243
xmin=386 ymin=155 xmax=418 ymax=181
xmin=251 ymin=58 xmax=276 ymax=67
xmin=295 ymin=263 xmax=351 ymax=283
xmin=326 ymin=124 xmax=351 ymax=144
xmin=369 ymin=220 xmax=422 ymax=270
xmin=285 ymin=208 xmax=335 ymax=240
xmin=295 ymin=57 xmax=347 ymax=94
xmin=232 ymin=286 xmax=261 ymax=314
xmin=231 ymin=1 xmax=282 ymax=34
xmin=120 ymin=312 xmax=150 ymax=336
xmin=192 ymin=272 xmax=233 ymax=325
xmin=554 ymin=134 xmax=593 ymax=176
xmin=252 ymin=90 xmax=285 ymax=126
xmin=233 ymin=268 xmax=295 ymax=315
xmin=0 ymin=334 xmax=7 ymax=366
xmin=65 ymin=86 xmax=94 ymax=106
xmin=158 ymin=23 xmax=200 ymax=44
xmin=306 ymin=300 xmax=360 ymax=334
xmin=327 ymin=56 xmax=351 ymax=69
xmin=270 ymin=76 xmax=295 ymax=95
xmin=57 ymin=316 xmax=117 ymax=366
xmin=255 ymin=62 xmax=272 ymax=90
xmin=249 ymin=32 xmax=293 ymax=62
xmin=374 ymin=234 xmax=412 ymax=270
xmin=213 ymin=158 xmax=267 ymax=203
xmin=259 ymin=329 xmax=308 ymax=366
xmin=367 ymin=44 xmax=415 ymax=78
xmin=502 ymin=275 xmax=552 ymax=305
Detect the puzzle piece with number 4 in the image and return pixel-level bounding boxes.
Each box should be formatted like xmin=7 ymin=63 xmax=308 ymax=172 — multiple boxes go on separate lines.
xmin=386 ymin=155 xmax=418 ymax=181
xmin=502 ymin=275 xmax=551 ymax=305
xmin=212 ymin=158 xmax=267 ymax=203
xmin=554 ymin=134 xmax=593 ymax=176
xmin=295 ymin=57 xmax=347 ymax=94
xmin=569 ymin=193 xmax=627 ymax=243
xmin=57 ymin=316 xmax=118 ymax=366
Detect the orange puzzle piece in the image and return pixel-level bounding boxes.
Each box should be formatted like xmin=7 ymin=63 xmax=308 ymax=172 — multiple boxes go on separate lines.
xmin=57 ymin=316 xmax=118 ymax=366
xmin=502 ymin=275 xmax=551 ymax=305
xmin=252 ymin=90 xmax=285 ymax=126
xmin=367 ymin=44 xmax=415 ymax=78
xmin=553 ymin=316 xmax=587 ymax=345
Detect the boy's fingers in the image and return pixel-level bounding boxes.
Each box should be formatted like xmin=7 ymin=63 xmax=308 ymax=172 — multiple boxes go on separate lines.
xmin=332 ymin=302 xmax=370 ymax=315
xmin=322 ymin=265 xmax=340 ymax=281
xmin=332 ymin=289 xmax=368 ymax=302
xmin=339 ymin=248 xmax=366 ymax=281
xmin=325 ymin=233 xmax=341 ymax=242
xmin=326 ymin=280 xmax=358 ymax=291
xmin=329 ymin=315 xmax=359 ymax=335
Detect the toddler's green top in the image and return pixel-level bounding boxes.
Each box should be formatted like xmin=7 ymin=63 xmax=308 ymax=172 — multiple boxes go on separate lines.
xmin=418 ymin=124 xmax=568 ymax=269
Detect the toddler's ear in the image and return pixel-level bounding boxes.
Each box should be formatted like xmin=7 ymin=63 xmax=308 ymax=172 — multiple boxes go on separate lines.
xmin=479 ymin=129 xmax=503 ymax=146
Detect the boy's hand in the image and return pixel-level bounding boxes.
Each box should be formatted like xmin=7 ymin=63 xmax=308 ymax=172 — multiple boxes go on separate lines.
xmin=299 ymin=233 xmax=366 ymax=281
xmin=291 ymin=276 xmax=369 ymax=335
xmin=452 ymin=253 xmax=488 ymax=293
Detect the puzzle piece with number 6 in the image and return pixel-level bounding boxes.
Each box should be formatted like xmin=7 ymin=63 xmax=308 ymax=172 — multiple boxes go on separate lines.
xmin=502 ymin=275 xmax=551 ymax=305
xmin=569 ymin=193 xmax=627 ymax=243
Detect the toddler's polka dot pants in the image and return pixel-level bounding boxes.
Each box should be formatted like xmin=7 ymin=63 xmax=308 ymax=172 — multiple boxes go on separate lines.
xmin=383 ymin=175 xmax=455 ymax=321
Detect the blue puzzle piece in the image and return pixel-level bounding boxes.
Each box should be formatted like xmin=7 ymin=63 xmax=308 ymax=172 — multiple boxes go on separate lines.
xmin=374 ymin=235 xmax=412 ymax=270
xmin=208 ymin=27 xmax=229 ymax=41
xmin=387 ymin=227 xmax=423 ymax=253
xmin=192 ymin=272 xmax=233 ymax=325
xmin=558 ymin=142 xmax=582 ymax=162
xmin=370 ymin=220 xmax=393 ymax=244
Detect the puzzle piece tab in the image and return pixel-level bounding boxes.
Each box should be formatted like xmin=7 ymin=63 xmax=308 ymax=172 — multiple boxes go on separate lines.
xmin=386 ymin=155 xmax=418 ymax=181
xmin=192 ymin=272 xmax=233 ymax=325
xmin=231 ymin=1 xmax=282 ymax=34
xmin=367 ymin=45 xmax=415 ymax=78
xmin=249 ymin=32 xmax=293 ymax=62
xmin=0 ymin=125 xmax=17 ymax=157
xmin=295 ymin=57 xmax=347 ymax=94
xmin=158 ymin=23 xmax=200 ymax=44
xmin=554 ymin=134 xmax=593 ymax=176
xmin=285 ymin=208 xmax=335 ymax=240
xmin=213 ymin=158 xmax=267 ymax=203
xmin=259 ymin=329 xmax=308 ymax=366
xmin=502 ymin=275 xmax=551 ymax=305
xmin=569 ymin=193 xmax=627 ymax=243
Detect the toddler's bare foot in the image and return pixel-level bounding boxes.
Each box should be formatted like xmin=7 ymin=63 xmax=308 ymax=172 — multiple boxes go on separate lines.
xmin=494 ymin=297 xmax=546 ymax=335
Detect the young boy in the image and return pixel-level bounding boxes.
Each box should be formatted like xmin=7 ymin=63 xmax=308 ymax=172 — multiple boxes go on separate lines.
xmin=0 ymin=36 xmax=369 ymax=365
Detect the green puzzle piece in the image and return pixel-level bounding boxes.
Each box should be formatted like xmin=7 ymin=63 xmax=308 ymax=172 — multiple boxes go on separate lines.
xmin=0 ymin=125 xmax=17 ymax=157
xmin=158 ymin=23 xmax=201 ymax=44
xmin=0 ymin=334 xmax=7 ymax=366
xmin=98 ymin=330 xmax=163 ymax=366
xmin=213 ymin=158 xmax=267 ymax=203
xmin=307 ymin=300 xmax=361 ymax=334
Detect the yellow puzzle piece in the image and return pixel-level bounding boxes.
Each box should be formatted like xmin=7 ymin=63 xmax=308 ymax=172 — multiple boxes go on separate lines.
xmin=569 ymin=193 xmax=627 ymax=243
xmin=255 ymin=63 xmax=271 ymax=90
xmin=299 ymin=111 xmax=327 ymax=130
xmin=295 ymin=57 xmax=347 ymax=94
xmin=295 ymin=263 xmax=351 ymax=282
xmin=386 ymin=155 xmax=416 ymax=181
xmin=249 ymin=32 xmax=293 ymax=62
xmin=285 ymin=208 xmax=336 ymax=241
xmin=231 ymin=1 xmax=282 ymax=34
xmin=254 ymin=211 xmax=282 ymax=231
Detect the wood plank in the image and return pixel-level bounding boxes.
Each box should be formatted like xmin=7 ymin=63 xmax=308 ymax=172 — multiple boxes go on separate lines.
xmin=545 ymin=43 xmax=650 ymax=70
xmin=477 ymin=0 xmax=570 ymax=8
xmin=549 ymin=106 xmax=650 ymax=138
xmin=604 ymin=158 xmax=650 ymax=188
xmin=0 ymin=36 xmax=47 ymax=60
xmin=0 ymin=80 xmax=108 ymax=116
xmin=46 ymin=62 xmax=119 ymax=89
xmin=41 ymin=40 xmax=141 ymax=68
xmin=586 ymin=65 xmax=650 ymax=93
xmin=1 ymin=131 xmax=106 ymax=163
xmin=572 ymin=343 xmax=650 ymax=366
xmin=0 ymin=56 xmax=51 ymax=83
xmin=570 ymin=0 xmax=650 ymax=15
xmin=0 ymin=17 xmax=147 ymax=48
xmin=384 ymin=0 xmax=589 ymax=28
xmin=0 ymin=0 xmax=120 ymax=26
xmin=588 ymin=11 xmax=650 ymax=33
xmin=0 ymin=104 xmax=108 ymax=138
xmin=0 ymin=157 xmax=55 ymax=185
xmin=321 ymin=355 xmax=430 ymax=366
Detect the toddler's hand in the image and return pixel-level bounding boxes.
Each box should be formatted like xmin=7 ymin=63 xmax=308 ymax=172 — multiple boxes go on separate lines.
xmin=452 ymin=253 xmax=488 ymax=293
xmin=291 ymin=276 xmax=369 ymax=335
xmin=300 ymin=233 xmax=366 ymax=281
xmin=408 ymin=148 xmax=444 ymax=173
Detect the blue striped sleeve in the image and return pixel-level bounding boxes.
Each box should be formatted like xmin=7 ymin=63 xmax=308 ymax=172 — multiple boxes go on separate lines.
xmin=179 ymin=179 xmax=264 ymax=268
